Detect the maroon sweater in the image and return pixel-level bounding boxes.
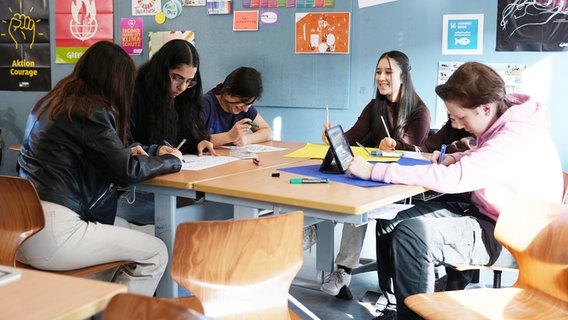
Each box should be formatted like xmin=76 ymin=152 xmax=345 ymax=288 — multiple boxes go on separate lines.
xmin=344 ymin=99 xmax=430 ymax=151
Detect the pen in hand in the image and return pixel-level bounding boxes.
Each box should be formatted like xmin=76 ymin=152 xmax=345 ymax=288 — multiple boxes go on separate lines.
xmin=175 ymin=139 xmax=186 ymax=150
xmin=162 ymin=139 xmax=186 ymax=163
xmin=380 ymin=116 xmax=391 ymax=139
xmin=244 ymin=120 xmax=259 ymax=128
xmin=438 ymin=144 xmax=447 ymax=164
xmin=162 ymin=140 xmax=174 ymax=148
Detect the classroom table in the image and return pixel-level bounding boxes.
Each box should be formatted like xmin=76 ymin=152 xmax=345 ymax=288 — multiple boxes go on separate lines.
xmin=138 ymin=142 xmax=427 ymax=297
xmin=135 ymin=141 xmax=310 ymax=297
xmin=137 ymin=141 xmax=427 ymax=297
xmin=193 ymin=159 xmax=427 ymax=286
xmin=0 ymin=267 xmax=126 ymax=320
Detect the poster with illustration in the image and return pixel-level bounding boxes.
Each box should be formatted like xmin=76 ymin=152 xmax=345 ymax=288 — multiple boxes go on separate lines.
xmin=0 ymin=0 xmax=51 ymax=91
xmin=55 ymin=0 xmax=114 ymax=64
xmin=132 ymin=0 xmax=162 ymax=15
xmin=148 ymin=31 xmax=195 ymax=58
xmin=497 ymin=0 xmax=568 ymax=51
xmin=295 ymin=12 xmax=350 ymax=54
xmin=442 ymin=14 xmax=484 ymax=55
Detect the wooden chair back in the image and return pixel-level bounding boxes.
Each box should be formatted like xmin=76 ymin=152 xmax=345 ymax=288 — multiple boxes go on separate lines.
xmin=0 ymin=175 xmax=131 ymax=278
xmin=0 ymin=175 xmax=45 ymax=266
xmin=405 ymin=196 xmax=568 ymax=319
xmin=171 ymin=211 xmax=304 ymax=320
xmin=494 ymin=195 xmax=568 ymax=302
xmin=102 ymin=293 xmax=208 ymax=320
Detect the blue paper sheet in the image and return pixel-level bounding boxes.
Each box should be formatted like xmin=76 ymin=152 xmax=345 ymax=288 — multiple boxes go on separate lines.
xmin=278 ymin=157 xmax=430 ymax=187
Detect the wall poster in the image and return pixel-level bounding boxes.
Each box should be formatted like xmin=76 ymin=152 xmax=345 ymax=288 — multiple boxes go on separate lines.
xmin=0 ymin=0 xmax=51 ymax=91
xmin=55 ymin=0 xmax=114 ymax=64
xmin=295 ymin=12 xmax=350 ymax=54
xmin=442 ymin=14 xmax=484 ymax=55
xmin=497 ymin=0 xmax=568 ymax=51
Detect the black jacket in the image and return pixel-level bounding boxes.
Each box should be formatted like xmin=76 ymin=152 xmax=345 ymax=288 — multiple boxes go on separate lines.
xmin=18 ymin=102 xmax=182 ymax=225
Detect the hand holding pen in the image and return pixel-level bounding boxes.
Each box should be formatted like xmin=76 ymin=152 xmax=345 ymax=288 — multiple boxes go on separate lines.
xmin=161 ymin=140 xmax=184 ymax=161
xmin=378 ymin=115 xmax=396 ymax=150
xmin=322 ymin=104 xmax=331 ymax=145
xmin=322 ymin=122 xmax=332 ymax=145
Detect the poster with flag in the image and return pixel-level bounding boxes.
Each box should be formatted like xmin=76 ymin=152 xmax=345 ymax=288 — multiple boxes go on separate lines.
xmin=55 ymin=0 xmax=114 ymax=64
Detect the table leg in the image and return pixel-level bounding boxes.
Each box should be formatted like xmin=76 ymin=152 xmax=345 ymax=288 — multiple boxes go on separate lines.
xmin=154 ymin=193 xmax=178 ymax=298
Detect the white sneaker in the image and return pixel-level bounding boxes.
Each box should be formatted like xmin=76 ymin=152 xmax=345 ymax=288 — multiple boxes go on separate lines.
xmin=320 ymin=268 xmax=352 ymax=296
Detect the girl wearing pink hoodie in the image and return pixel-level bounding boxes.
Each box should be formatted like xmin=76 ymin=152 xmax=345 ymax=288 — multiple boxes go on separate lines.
xmin=350 ymin=62 xmax=564 ymax=320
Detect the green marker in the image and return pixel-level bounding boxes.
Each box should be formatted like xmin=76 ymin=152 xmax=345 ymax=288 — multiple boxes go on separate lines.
xmin=290 ymin=178 xmax=330 ymax=184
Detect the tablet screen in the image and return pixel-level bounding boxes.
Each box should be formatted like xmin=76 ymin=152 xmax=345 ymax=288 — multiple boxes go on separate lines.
xmin=320 ymin=125 xmax=353 ymax=173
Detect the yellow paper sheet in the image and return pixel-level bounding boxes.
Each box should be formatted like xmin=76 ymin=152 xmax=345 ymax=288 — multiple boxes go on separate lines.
xmin=284 ymin=143 xmax=401 ymax=162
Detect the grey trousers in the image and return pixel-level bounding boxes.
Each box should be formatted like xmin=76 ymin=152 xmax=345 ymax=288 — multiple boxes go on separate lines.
xmin=335 ymin=222 xmax=368 ymax=269
xmin=375 ymin=201 xmax=515 ymax=319
xmin=17 ymin=201 xmax=168 ymax=296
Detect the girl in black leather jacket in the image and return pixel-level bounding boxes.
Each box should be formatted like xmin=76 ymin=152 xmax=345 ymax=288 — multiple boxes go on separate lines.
xmin=17 ymin=41 xmax=182 ymax=296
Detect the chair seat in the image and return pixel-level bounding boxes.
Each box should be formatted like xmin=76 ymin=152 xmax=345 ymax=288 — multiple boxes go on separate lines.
xmin=16 ymin=260 xmax=132 ymax=278
xmin=405 ymin=287 xmax=568 ymax=320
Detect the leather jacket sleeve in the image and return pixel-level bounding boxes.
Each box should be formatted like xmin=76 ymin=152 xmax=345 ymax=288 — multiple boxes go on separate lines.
xmin=19 ymin=105 xmax=182 ymax=224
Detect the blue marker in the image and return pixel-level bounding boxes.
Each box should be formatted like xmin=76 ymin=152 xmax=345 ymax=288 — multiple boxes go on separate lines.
xmin=439 ymin=144 xmax=447 ymax=164
xmin=162 ymin=140 xmax=174 ymax=148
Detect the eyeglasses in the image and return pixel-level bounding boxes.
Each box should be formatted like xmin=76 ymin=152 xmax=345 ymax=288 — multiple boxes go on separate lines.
xmin=222 ymin=95 xmax=256 ymax=106
xmin=170 ymin=73 xmax=197 ymax=89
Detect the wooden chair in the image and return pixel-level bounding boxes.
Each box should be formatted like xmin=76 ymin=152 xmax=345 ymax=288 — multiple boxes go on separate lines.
xmin=0 ymin=175 xmax=131 ymax=278
xmin=102 ymin=293 xmax=207 ymax=320
xmin=166 ymin=211 xmax=305 ymax=320
xmin=450 ymin=171 xmax=568 ymax=289
xmin=405 ymin=196 xmax=568 ymax=319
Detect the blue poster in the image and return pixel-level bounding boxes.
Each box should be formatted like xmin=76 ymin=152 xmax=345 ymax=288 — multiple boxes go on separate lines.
xmin=442 ymin=14 xmax=483 ymax=55
xmin=447 ymin=19 xmax=478 ymax=50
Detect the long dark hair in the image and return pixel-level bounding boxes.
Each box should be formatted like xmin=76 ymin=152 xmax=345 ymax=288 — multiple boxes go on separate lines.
xmin=137 ymin=39 xmax=209 ymax=145
xmin=368 ymin=50 xmax=425 ymax=143
xmin=33 ymin=41 xmax=135 ymax=145
xmin=435 ymin=62 xmax=511 ymax=117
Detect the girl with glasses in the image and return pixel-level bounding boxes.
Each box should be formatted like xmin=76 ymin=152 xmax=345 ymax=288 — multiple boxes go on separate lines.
xmin=202 ymin=67 xmax=272 ymax=147
xmin=117 ymin=39 xmax=216 ymax=226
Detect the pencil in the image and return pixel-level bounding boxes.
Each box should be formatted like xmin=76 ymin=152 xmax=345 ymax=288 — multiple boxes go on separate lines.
xmin=175 ymin=139 xmax=186 ymax=150
xmin=325 ymin=104 xmax=329 ymax=124
xmin=380 ymin=116 xmax=391 ymax=139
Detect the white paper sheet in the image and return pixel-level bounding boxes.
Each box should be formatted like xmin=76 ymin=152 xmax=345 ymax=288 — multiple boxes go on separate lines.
xmin=181 ymin=155 xmax=240 ymax=171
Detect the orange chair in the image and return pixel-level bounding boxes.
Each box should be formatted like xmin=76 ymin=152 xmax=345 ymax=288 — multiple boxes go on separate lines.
xmin=0 ymin=175 xmax=131 ymax=278
xmin=166 ymin=211 xmax=305 ymax=320
xmin=450 ymin=171 xmax=568 ymax=289
xmin=405 ymin=196 xmax=568 ymax=319
xmin=102 ymin=293 xmax=207 ymax=320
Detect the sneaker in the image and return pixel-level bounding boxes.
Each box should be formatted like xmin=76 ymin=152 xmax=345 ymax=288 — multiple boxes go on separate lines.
xmin=372 ymin=304 xmax=397 ymax=320
xmin=374 ymin=293 xmax=390 ymax=312
xmin=320 ymin=268 xmax=351 ymax=296
xmin=302 ymin=225 xmax=317 ymax=252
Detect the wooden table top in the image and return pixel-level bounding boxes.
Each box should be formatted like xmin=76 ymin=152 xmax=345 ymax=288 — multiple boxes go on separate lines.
xmin=141 ymin=141 xmax=310 ymax=190
xmin=194 ymin=160 xmax=427 ymax=215
xmin=0 ymin=267 xmax=127 ymax=320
